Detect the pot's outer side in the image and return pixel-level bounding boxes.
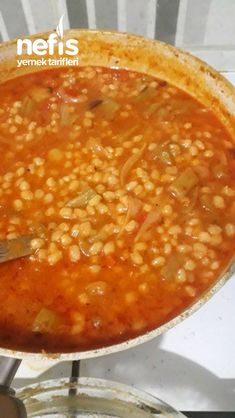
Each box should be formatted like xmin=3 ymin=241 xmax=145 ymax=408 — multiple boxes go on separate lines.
xmin=0 ymin=30 xmax=234 ymax=361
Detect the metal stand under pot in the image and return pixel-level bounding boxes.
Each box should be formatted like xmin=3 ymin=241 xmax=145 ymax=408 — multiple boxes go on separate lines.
xmin=0 ymin=356 xmax=186 ymax=418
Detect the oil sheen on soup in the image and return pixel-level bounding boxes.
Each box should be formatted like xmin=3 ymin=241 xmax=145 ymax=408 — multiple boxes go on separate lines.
xmin=0 ymin=66 xmax=234 ymax=352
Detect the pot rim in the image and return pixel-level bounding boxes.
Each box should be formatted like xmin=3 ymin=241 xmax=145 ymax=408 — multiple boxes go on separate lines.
xmin=0 ymin=29 xmax=234 ymax=361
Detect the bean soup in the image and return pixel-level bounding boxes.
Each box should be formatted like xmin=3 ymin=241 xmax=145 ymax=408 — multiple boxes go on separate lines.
xmin=0 ymin=66 xmax=234 ymax=352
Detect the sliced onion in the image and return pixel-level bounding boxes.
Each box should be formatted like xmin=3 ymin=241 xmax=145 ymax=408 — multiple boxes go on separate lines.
xmin=79 ymin=240 xmax=90 ymax=257
xmin=32 ymin=308 xmax=58 ymax=333
xmin=118 ymin=197 xmax=142 ymax=237
xmin=60 ymin=103 xmax=77 ymax=126
xmin=120 ymin=144 xmax=146 ymax=187
xmin=135 ymin=209 xmax=162 ymax=242
xmin=85 ymin=137 xmax=108 ymax=157
xmin=117 ymin=125 xmax=139 ymax=143
xmin=161 ymin=255 xmax=183 ymax=280
xmin=66 ymin=188 xmax=96 ymax=208
xmin=57 ymin=89 xmax=87 ymax=104
xmin=169 ymin=168 xmax=199 ymax=199
xmin=129 ymin=197 xmax=142 ymax=217
xmin=97 ymin=99 xmax=120 ymax=120
xmin=182 ymin=187 xmax=199 ymax=213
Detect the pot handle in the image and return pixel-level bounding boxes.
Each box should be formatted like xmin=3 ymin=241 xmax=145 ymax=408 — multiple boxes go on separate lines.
xmin=0 ymin=356 xmax=27 ymax=418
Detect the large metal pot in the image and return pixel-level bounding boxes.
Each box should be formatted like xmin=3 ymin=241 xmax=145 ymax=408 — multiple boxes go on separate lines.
xmin=0 ymin=30 xmax=234 ymax=362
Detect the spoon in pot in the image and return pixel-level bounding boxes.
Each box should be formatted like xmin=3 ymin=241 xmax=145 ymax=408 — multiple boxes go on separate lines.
xmin=0 ymin=235 xmax=34 ymax=264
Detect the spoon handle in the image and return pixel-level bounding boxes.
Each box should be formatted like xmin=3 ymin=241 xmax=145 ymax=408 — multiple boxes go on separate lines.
xmin=0 ymin=356 xmax=27 ymax=418
xmin=0 ymin=357 xmax=21 ymax=387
